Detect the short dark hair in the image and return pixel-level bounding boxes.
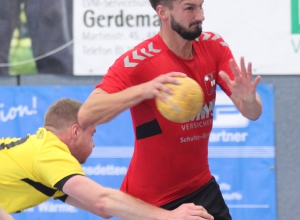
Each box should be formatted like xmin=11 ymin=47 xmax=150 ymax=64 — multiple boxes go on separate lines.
xmin=44 ymin=98 xmax=82 ymax=132
xmin=149 ymin=0 xmax=176 ymax=10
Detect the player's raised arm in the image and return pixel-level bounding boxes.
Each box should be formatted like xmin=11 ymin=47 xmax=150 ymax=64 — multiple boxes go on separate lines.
xmin=63 ymin=175 xmax=214 ymax=220
xmin=78 ymin=72 xmax=186 ymax=128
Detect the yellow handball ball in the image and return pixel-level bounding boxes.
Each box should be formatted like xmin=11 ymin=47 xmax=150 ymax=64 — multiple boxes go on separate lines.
xmin=155 ymin=76 xmax=205 ymax=123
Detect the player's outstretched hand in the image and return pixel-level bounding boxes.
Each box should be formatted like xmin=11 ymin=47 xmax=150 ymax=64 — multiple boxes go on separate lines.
xmin=219 ymin=56 xmax=261 ymax=103
xmin=142 ymin=72 xmax=186 ymax=101
xmin=169 ymin=203 xmax=214 ymax=220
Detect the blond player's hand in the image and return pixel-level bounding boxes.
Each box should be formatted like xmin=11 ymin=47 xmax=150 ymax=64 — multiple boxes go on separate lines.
xmin=142 ymin=72 xmax=186 ymax=101
xmin=169 ymin=203 xmax=214 ymax=220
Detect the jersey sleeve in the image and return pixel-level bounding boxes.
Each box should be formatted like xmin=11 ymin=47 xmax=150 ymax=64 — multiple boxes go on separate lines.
xmin=95 ymin=53 xmax=134 ymax=93
xmin=32 ymin=141 xmax=85 ymax=190
xmin=202 ymin=32 xmax=236 ymax=96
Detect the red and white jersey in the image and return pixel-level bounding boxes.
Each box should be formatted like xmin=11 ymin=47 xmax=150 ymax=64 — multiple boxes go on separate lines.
xmin=96 ymin=32 xmax=235 ymax=206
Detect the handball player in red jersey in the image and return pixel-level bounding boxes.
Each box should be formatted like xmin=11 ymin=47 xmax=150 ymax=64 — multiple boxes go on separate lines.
xmin=78 ymin=0 xmax=262 ymax=219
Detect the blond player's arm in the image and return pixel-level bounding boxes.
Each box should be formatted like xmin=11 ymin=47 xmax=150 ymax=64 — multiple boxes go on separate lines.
xmin=78 ymin=72 xmax=186 ymax=128
xmin=0 ymin=207 xmax=14 ymax=220
xmin=65 ymin=196 xmax=111 ymax=219
xmin=63 ymin=175 xmax=214 ymax=220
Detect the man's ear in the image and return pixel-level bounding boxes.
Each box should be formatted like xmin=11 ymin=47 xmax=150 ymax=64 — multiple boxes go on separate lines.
xmin=71 ymin=124 xmax=80 ymax=138
xmin=156 ymin=5 xmax=170 ymax=21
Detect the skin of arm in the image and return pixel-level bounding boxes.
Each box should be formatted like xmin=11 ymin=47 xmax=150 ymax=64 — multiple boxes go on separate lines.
xmin=230 ymin=92 xmax=262 ymax=121
xmin=78 ymin=72 xmax=187 ymax=128
xmin=219 ymin=57 xmax=262 ymax=120
xmin=65 ymin=196 xmax=111 ymax=219
xmin=0 ymin=207 xmax=14 ymax=220
xmin=63 ymin=175 xmax=214 ymax=220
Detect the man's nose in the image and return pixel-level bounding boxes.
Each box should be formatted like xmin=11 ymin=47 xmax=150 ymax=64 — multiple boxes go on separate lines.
xmin=195 ymin=9 xmax=205 ymax=21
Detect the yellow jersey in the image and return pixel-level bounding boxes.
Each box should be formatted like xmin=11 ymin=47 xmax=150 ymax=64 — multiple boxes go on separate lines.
xmin=0 ymin=128 xmax=85 ymax=213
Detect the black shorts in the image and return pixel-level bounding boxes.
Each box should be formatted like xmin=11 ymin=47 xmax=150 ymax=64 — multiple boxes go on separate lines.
xmin=160 ymin=176 xmax=232 ymax=220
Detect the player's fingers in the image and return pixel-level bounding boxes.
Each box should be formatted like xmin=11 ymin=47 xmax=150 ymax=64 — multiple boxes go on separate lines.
xmin=219 ymin=70 xmax=232 ymax=87
xmin=193 ymin=207 xmax=214 ymax=220
xmin=229 ymin=59 xmax=240 ymax=77
xmin=152 ymin=82 xmax=174 ymax=102
xmin=155 ymin=90 xmax=170 ymax=102
xmin=153 ymin=74 xmax=179 ymax=87
xmin=152 ymin=73 xmax=186 ymax=98
xmin=190 ymin=213 xmax=214 ymax=220
xmin=245 ymin=60 xmax=254 ymax=79
xmin=239 ymin=56 xmax=248 ymax=78
xmin=161 ymin=72 xmax=186 ymax=86
xmin=253 ymin=75 xmax=261 ymax=87
xmin=167 ymin=71 xmax=187 ymax=78
xmin=198 ymin=212 xmax=214 ymax=220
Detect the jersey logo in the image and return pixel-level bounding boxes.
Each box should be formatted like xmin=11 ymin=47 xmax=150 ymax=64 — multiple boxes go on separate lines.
xmin=200 ymin=32 xmax=229 ymax=47
xmin=124 ymin=42 xmax=161 ymax=68
xmin=204 ymin=71 xmax=216 ymax=95
xmin=37 ymin=129 xmax=44 ymax=139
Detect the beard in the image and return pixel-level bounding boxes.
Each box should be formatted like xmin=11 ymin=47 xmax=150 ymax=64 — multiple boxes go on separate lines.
xmin=170 ymin=15 xmax=202 ymax=40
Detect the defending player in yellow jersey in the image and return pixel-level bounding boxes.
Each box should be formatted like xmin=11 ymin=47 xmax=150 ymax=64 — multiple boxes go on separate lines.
xmin=0 ymin=98 xmax=213 ymax=220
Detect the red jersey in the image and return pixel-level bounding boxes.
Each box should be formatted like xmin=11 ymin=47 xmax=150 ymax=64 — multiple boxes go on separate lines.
xmin=96 ymin=32 xmax=235 ymax=206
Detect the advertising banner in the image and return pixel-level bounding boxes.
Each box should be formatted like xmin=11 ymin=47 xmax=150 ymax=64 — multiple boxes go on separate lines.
xmin=73 ymin=0 xmax=159 ymax=75
xmin=73 ymin=0 xmax=299 ymax=75
xmin=0 ymin=85 xmax=275 ymax=220
xmin=0 ymin=0 xmax=298 ymax=75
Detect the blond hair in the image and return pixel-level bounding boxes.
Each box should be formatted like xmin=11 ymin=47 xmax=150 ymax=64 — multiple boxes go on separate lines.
xmin=44 ymin=98 xmax=82 ymax=132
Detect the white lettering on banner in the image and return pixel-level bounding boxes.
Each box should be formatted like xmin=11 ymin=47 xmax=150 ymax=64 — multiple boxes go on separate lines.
xmin=219 ymin=182 xmax=231 ymax=191
xmin=213 ymin=91 xmax=250 ymax=128
xmin=0 ymin=97 xmax=37 ymax=123
xmin=74 ymin=0 xmax=159 ymax=74
xmin=24 ymin=207 xmax=34 ymax=212
xmin=38 ymin=202 xmax=77 ymax=213
xmin=222 ymin=193 xmax=243 ymax=200
xmin=212 ymin=174 xmax=243 ymax=201
xmin=209 ymin=131 xmax=248 ymax=143
xmin=82 ymin=165 xmax=127 ymax=176
xmin=213 ymin=107 xmax=249 ymax=128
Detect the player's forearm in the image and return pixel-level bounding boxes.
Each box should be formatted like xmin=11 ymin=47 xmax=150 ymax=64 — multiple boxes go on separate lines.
xmin=63 ymin=176 xmax=168 ymax=220
xmin=235 ymin=93 xmax=262 ymax=120
xmin=65 ymin=196 xmax=111 ymax=219
xmin=64 ymin=176 xmax=213 ymax=220
xmin=0 ymin=207 xmax=14 ymax=220
xmin=78 ymin=86 xmax=146 ymax=127
xmin=97 ymin=189 xmax=170 ymax=220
